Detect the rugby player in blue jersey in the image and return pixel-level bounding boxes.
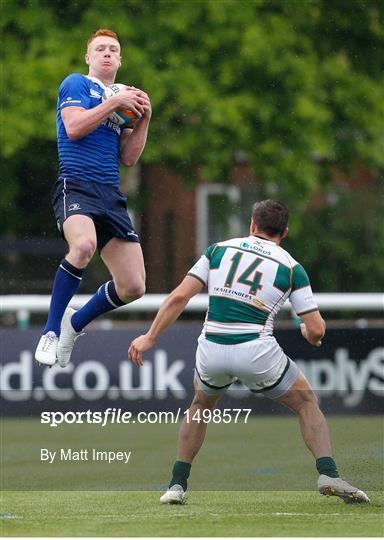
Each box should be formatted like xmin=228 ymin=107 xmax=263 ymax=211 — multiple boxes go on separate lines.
xmin=35 ymin=29 xmax=151 ymax=367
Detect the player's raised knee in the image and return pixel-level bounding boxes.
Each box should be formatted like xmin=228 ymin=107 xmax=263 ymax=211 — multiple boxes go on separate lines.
xmin=116 ymin=282 xmax=145 ymax=303
xmin=69 ymin=238 xmax=97 ymax=266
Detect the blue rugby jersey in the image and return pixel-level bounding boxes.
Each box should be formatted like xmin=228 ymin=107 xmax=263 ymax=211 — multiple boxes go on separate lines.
xmin=56 ymin=74 xmax=122 ymax=185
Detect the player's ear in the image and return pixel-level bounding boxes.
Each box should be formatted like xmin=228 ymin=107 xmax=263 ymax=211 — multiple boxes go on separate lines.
xmin=250 ymin=219 xmax=256 ymax=234
xmin=281 ymin=227 xmax=289 ymax=239
xmin=85 ymin=53 xmax=90 ymax=65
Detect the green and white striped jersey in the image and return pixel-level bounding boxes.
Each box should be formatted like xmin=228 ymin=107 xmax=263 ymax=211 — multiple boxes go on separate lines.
xmin=188 ymin=235 xmax=318 ymax=345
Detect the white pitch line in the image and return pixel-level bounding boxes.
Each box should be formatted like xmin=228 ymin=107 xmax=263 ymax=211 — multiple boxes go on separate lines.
xmin=143 ymin=512 xmax=371 ymax=518
xmin=211 ymin=512 xmax=379 ymax=517
xmin=263 ymin=512 xmax=363 ymax=516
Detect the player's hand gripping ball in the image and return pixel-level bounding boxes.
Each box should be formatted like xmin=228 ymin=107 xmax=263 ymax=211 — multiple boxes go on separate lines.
xmin=102 ymin=83 xmax=141 ymax=129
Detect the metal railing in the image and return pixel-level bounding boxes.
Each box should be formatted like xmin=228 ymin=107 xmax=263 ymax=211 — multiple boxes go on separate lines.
xmin=1 ymin=293 xmax=383 ymax=328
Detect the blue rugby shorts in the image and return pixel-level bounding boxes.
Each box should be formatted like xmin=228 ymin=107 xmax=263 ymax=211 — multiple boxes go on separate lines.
xmin=52 ymin=178 xmax=140 ymax=251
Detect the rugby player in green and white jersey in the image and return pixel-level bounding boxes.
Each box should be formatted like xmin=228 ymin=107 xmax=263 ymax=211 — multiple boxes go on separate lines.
xmin=129 ymin=200 xmax=369 ymax=505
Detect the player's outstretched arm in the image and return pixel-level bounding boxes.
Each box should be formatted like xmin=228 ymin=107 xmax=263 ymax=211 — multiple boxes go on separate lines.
xmin=128 ymin=276 xmax=203 ymax=366
xmin=62 ymin=88 xmax=149 ymax=140
xmin=300 ymin=311 xmax=326 ymax=347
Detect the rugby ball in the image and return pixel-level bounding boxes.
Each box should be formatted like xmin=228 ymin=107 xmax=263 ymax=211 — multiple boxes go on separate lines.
xmin=102 ymin=83 xmax=141 ymax=129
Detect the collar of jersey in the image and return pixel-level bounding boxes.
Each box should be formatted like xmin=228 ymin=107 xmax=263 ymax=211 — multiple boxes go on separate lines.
xmin=85 ymin=75 xmax=107 ymax=90
xmin=250 ymin=235 xmax=276 ymax=245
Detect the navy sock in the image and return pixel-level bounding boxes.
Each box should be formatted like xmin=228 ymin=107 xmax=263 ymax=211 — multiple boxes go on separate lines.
xmin=316 ymin=456 xmax=339 ymax=478
xmin=169 ymin=461 xmax=191 ymax=491
xmin=71 ymin=280 xmax=125 ymax=332
xmin=43 ymin=259 xmax=83 ymax=336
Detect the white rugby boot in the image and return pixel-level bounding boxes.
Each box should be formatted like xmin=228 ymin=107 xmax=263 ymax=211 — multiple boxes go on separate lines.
xmin=56 ymin=308 xmax=84 ymax=368
xmin=318 ymin=474 xmax=370 ymax=504
xmin=35 ymin=331 xmax=59 ymax=366
xmin=160 ymin=484 xmax=187 ymax=505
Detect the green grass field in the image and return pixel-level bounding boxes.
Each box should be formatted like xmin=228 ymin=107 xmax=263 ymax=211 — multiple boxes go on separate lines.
xmin=1 ymin=416 xmax=383 ymax=536
xmin=2 ymin=490 xmax=383 ymax=537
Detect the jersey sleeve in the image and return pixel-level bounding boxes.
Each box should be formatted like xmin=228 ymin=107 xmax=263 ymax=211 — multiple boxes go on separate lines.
xmin=187 ymin=255 xmax=209 ymax=286
xmin=289 ymin=263 xmax=319 ymax=316
xmin=58 ymin=74 xmax=91 ymax=110
xmin=187 ymin=244 xmax=216 ymax=286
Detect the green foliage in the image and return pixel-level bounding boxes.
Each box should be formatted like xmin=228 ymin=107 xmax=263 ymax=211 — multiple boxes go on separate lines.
xmin=1 ymin=0 xmax=383 ymax=183
xmin=1 ymin=0 xmax=383 ymax=290
xmin=284 ymin=179 xmax=384 ymax=292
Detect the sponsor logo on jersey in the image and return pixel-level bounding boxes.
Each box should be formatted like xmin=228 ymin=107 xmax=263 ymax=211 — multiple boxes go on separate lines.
xmin=60 ymin=98 xmax=82 ymax=107
xmin=68 ymin=203 xmax=81 ymax=212
xmin=241 ymin=241 xmax=271 ymax=256
xmin=90 ymin=88 xmax=102 ymax=99
xmin=102 ymin=119 xmax=121 ymax=135
xmin=213 ymin=286 xmax=253 ymax=302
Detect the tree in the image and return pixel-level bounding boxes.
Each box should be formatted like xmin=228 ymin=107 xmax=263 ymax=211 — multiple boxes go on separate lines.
xmin=1 ymin=0 xmax=383 ymax=290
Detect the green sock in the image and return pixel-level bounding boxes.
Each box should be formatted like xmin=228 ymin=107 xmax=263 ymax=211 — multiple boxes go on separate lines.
xmin=316 ymin=456 xmax=339 ymax=478
xmin=169 ymin=461 xmax=191 ymax=491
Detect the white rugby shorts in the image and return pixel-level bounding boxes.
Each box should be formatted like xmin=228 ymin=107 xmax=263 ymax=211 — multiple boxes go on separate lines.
xmin=195 ymin=335 xmax=299 ymax=399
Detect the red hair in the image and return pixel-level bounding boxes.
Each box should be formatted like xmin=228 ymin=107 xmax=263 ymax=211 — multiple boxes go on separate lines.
xmin=87 ymin=29 xmax=120 ymax=48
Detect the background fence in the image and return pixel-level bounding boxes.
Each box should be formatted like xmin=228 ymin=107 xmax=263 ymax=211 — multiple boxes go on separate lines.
xmin=1 ymin=293 xmax=383 ymax=417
